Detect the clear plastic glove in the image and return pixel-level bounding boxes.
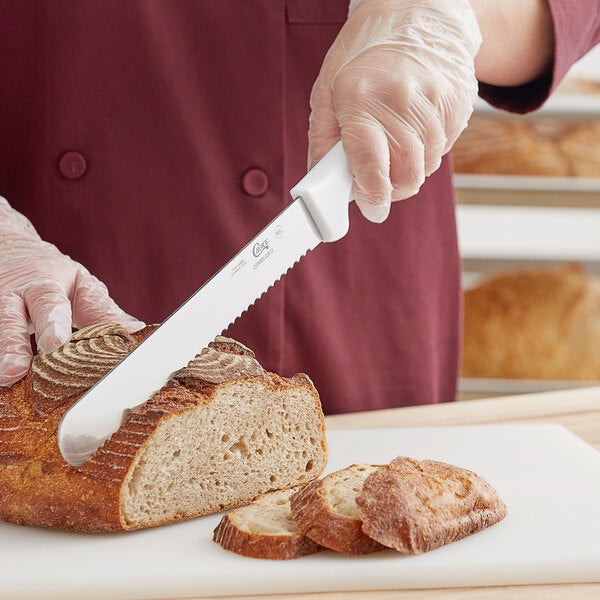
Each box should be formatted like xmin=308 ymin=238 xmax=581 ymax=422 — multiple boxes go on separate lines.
xmin=0 ymin=197 xmax=144 ymax=386
xmin=308 ymin=0 xmax=482 ymax=222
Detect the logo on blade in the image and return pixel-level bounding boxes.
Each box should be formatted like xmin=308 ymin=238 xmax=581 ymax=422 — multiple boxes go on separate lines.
xmin=252 ymin=237 xmax=274 ymax=270
xmin=253 ymin=239 xmax=269 ymax=257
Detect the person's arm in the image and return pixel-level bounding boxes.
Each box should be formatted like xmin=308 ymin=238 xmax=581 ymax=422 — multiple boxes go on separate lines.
xmin=307 ymin=0 xmax=558 ymax=222
xmin=470 ymin=0 xmax=554 ymax=86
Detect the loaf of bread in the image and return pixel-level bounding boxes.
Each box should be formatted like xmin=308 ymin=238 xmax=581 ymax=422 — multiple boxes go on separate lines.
xmin=0 ymin=323 xmax=328 ymax=531
xmin=559 ymin=122 xmax=600 ymax=177
xmin=461 ymin=266 xmax=600 ymax=380
xmin=556 ymin=76 xmax=600 ymax=96
xmin=356 ymin=457 xmax=507 ymax=554
xmin=289 ymin=464 xmax=385 ymax=555
xmin=213 ymin=487 xmax=323 ymax=560
xmin=452 ymin=116 xmax=600 ymax=177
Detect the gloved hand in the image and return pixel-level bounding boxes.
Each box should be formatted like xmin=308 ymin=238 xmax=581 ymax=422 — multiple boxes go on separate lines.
xmin=308 ymin=0 xmax=482 ymax=222
xmin=0 ymin=197 xmax=144 ymax=386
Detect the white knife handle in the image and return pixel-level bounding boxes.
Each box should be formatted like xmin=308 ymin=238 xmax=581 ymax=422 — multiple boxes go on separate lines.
xmin=290 ymin=140 xmax=353 ymax=242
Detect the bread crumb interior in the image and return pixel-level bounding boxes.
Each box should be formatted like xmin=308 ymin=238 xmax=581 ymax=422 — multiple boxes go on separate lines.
xmin=325 ymin=465 xmax=380 ymax=519
xmin=119 ymin=379 xmax=326 ymax=527
xmin=232 ymin=488 xmax=299 ymax=536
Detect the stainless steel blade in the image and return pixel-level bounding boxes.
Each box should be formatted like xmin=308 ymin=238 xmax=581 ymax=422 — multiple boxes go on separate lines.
xmin=57 ymin=198 xmax=322 ymax=465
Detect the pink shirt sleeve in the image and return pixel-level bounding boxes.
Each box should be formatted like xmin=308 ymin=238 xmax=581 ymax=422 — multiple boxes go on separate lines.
xmin=478 ymin=0 xmax=600 ymax=113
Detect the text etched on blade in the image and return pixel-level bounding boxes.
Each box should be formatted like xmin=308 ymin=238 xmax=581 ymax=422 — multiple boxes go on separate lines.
xmin=253 ymin=242 xmax=274 ymax=270
xmin=230 ymin=258 xmax=247 ymax=277
xmin=253 ymin=239 xmax=269 ymax=257
xmin=252 ymin=229 xmax=278 ymax=270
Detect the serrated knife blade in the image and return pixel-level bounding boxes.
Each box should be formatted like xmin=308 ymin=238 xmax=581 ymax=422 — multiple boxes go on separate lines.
xmin=58 ymin=141 xmax=352 ymax=465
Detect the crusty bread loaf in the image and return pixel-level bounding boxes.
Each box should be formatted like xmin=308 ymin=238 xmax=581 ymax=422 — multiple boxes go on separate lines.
xmin=356 ymin=457 xmax=507 ymax=554
xmin=0 ymin=323 xmax=328 ymax=531
xmin=452 ymin=116 xmax=600 ymax=177
xmin=213 ymin=487 xmax=323 ymax=560
xmin=559 ymin=123 xmax=600 ymax=177
xmin=289 ymin=464 xmax=386 ymax=555
xmin=461 ymin=266 xmax=600 ymax=380
xmin=556 ymin=76 xmax=600 ymax=96
xmin=452 ymin=117 xmax=571 ymax=176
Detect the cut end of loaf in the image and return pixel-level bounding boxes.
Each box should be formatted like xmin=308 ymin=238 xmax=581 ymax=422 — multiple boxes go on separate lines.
xmin=119 ymin=378 xmax=328 ymax=529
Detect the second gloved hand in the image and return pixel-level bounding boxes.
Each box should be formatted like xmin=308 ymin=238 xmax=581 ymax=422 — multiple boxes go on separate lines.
xmin=0 ymin=197 xmax=144 ymax=386
xmin=308 ymin=0 xmax=482 ymax=222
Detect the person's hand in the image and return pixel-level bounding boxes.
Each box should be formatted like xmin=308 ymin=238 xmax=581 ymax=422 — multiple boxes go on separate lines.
xmin=308 ymin=0 xmax=482 ymax=222
xmin=0 ymin=197 xmax=144 ymax=386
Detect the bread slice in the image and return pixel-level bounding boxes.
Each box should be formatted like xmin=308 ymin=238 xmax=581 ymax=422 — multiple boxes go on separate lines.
xmin=289 ymin=464 xmax=385 ymax=555
xmin=356 ymin=457 xmax=507 ymax=554
xmin=213 ymin=487 xmax=323 ymax=559
xmin=0 ymin=323 xmax=328 ymax=531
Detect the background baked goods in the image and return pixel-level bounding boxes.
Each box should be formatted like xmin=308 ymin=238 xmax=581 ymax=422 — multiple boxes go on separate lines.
xmin=461 ymin=265 xmax=600 ymax=381
xmin=452 ymin=117 xmax=600 ymax=178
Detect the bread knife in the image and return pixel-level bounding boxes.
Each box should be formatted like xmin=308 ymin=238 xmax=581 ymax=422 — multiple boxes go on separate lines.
xmin=58 ymin=141 xmax=353 ymax=465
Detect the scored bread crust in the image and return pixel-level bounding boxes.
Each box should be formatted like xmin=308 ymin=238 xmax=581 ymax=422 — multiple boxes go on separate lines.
xmin=213 ymin=487 xmax=323 ymax=560
xmin=289 ymin=464 xmax=385 ymax=555
xmin=356 ymin=457 xmax=507 ymax=554
xmin=0 ymin=323 xmax=328 ymax=532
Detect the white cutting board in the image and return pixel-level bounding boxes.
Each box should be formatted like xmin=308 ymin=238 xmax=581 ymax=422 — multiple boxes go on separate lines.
xmin=2 ymin=424 xmax=600 ymax=599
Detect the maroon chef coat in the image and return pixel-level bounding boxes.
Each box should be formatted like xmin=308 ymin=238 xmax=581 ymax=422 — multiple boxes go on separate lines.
xmin=0 ymin=1 xmax=598 ymax=414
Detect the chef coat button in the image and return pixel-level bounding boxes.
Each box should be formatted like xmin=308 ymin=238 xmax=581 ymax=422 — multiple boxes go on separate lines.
xmin=241 ymin=168 xmax=269 ymax=197
xmin=58 ymin=151 xmax=87 ymax=180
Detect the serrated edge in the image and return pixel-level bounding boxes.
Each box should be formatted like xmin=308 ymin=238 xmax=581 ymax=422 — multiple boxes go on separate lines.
xmin=226 ymin=249 xmax=313 ymax=329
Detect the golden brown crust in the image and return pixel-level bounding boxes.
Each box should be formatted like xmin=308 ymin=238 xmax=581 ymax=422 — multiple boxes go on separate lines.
xmin=452 ymin=117 xmax=573 ymax=176
xmin=559 ymin=122 xmax=600 ymax=177
xmin=213 ymin=489 xmax=323 ymax=560
xmin=213 ymin=514 xmax=323 ymax=560
xmin=0 ymin=324 xmax=325 ymax=532
xmin=452 ymin=116 xmax=600 ymax=177
xmin=289 ymin=466 xmax=386 ymax=555
xmin=461 ymin=266 xmax=600 ymax=380
xmin=356 ymin=457 xmax=507 ymax=554
xmin=171 ymin=341 xmax=265 ymax=385
xmin=556 ymin=76 xmax=600 ymax=96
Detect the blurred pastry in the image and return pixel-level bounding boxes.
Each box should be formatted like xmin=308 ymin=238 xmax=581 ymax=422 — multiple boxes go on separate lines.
xmin=559 ymin=122 xmax=600 ymax=177
xmin=461 ymin=265 xmax=600 ymax=381
xmin=452 ymin=117 xmax=572 ymax=176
